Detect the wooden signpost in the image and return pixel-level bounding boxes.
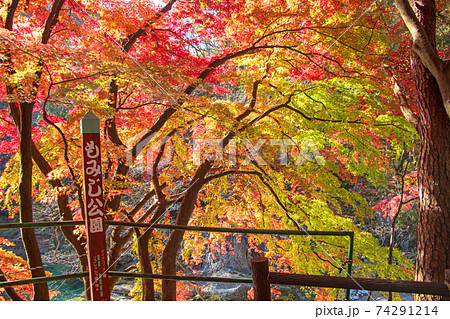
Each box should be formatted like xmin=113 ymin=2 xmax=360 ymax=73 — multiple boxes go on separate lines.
xmin=81 ymin=111 xmax=110 ymax=301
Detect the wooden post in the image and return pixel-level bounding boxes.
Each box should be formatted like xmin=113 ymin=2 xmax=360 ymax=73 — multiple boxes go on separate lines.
xmin=445 ymin=269 xmax=450 ymax=301
xmin=445 ymin=269 xmax=450 ymax=290
xmin=81 ymin=111 xmax=110 ymax=301
xmin=251 ymin=257 xmax=271 ymax=301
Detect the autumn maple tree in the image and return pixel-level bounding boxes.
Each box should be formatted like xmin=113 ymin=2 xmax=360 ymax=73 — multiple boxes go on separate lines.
xmin=0 ymin=0 xmax=445 ymax=301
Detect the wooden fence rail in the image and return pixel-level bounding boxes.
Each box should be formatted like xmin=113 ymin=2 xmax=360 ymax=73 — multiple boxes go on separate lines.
xmin=251 ymin=257 xmax=450 ymax=300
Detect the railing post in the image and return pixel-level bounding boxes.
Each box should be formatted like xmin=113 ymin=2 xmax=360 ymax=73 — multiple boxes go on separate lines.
xmin=251 ymin=257 xmax=271 ymax=301
xmin=444 ymin=269 xmax=450 ymax=301
xmin=445 ymin=269 xmax=450 ymax=290
xmin=345 ymin=233 xmax=354 ymax=300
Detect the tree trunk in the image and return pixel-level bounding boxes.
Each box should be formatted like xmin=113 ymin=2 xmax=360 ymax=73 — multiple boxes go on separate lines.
xmin=137 ymin=230 xmax=155 ymax=301
xmin=161 ymin=162 xmax=212 ymax=300
xmin=19 ymin=102 xmax=49 ymax=301
xmin=411 ymin=0 xmax=450 ymax=301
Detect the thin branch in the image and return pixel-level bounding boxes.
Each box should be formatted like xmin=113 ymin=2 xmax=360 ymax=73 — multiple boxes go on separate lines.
xmin=152 ymin=134 xmax=172 ymax=202
xmin=129 ymin=45 xmax=285 ymax=158
xmin=0 ymin=115 xmax=15 ymax=126
xmin=117 ymin=101 xmax=159 ymax=111
xmin=253 ymin=28 xmax=308 ymax=47
xmin=311 ymin=250 xmax=341 ymax=271
xmin=42 ymin=64 xmax=85 ymax=218
xmin=255 ymin=173 xmax=302 ymax=231
xmin=402 ymin=196 xmax=418 ymax=205
xmin=305 ymin=27 xmax=364 ymax=54
xmin=117 ymin=91 xmax=134 ymax=109
xmin=202 ymin=170 xmax=261 ymax=185
xmin=121 ymin=0 xmax=178 ymax=52
xmin=53 ymin=72 xmax=102 ymax=86
xmin=206 ymin=166 xmax=303 ymax=231
xmin=150 ymin=115 xmax=204 ymax=201
xmin=47 ymin=27 xmax=68 ymax=39
xmin=271 ymin=101 xmax=411 ymax=132
xmin=42 ymin=66 xmax=80 ymax=186
xmin=136 ymin=202 xmax=158 ymax=224
xmin=360 ymin=19 xmax=378 ymax=57
xmin=127 ymin=189 xmax=157 ymax=219
xmin=387 ymin=150 xmax=410 ymax=300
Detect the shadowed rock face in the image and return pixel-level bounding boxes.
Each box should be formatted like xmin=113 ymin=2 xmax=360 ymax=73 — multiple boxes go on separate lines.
xmin=192 ymin=234 xmax=256 ymax=277
xmin=182 ymin=234 xmax=306 ymax=301
xmin=180 ymin=234 xmax=251 ymax=300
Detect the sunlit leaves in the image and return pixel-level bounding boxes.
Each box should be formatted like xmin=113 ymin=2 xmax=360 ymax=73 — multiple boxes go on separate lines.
xmin=0 ymin=0 xmax=419 ymax=300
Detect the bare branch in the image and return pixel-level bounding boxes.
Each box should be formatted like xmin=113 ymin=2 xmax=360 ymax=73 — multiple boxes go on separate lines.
xmin=42 ymin=65 xmax=85 ymax=213
xmin=136 ymin=202 xmax=158 ymax=224
xmin=253 ymin=28 xmax=307 ymax=47
xmin=121 ymin=0 xmax=178 ymax=52
xmin=311 ymin=250 xmax=342 ymax=271
xmin=202 ymin=170 xmax=261 ymax=185
xmin=203 ymin=164 xmax=304 ymax=232
xmin=53 ymin=72 xmax=101 ymax=86
xmin=152 ymin=133 xmax=174 ymax=202
xmin=384 ymin=66 xmax=419 ymax=130
xmin=127 ymin=189 xmax=157 ymax=219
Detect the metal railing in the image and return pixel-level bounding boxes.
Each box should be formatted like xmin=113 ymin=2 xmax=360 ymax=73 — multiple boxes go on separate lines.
xmin=0 ymin=220 xmax=355 ymax=300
